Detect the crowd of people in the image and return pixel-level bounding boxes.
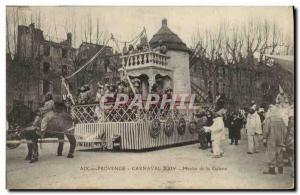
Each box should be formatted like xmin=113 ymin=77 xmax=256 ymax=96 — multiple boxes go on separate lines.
xmin=74 ymin=80 xmax=294 ymax=176
xmin=75 ymin=78 xmax=175 ymax=121
xmin=195 ymin=89 xmax=294 ymax=176
xmin=76 ymin=79 xmax=173 ymax=105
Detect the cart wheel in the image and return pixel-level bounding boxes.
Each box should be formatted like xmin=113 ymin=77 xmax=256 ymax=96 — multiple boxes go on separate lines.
xmin=6 ymin=132 xmax=21 ymax=149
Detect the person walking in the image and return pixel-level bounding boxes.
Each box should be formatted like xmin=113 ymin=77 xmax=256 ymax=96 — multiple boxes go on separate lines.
xmin=228 ymin=111 xmax=243 ymax=145
xmin=262 ymin=105 xmax=287 ymax=175
xmin=246 ymin=106 xmax=262 ymax=154
xmin=203 ymin=110 xmax=226 ymax=158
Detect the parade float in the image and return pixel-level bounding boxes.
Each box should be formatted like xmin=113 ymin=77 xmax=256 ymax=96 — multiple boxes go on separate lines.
xmin=67 ymin=19 xmax=202 ymax=151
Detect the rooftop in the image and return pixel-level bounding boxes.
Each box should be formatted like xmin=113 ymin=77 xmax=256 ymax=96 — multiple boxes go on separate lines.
xmin=149 ymin=19 xmax=189 ymax=52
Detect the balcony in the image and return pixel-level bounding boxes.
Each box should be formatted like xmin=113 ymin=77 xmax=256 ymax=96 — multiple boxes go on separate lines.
xmin=120 ymin=51 xmax=170 ymax=70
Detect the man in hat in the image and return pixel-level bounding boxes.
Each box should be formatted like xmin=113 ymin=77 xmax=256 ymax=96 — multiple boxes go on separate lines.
xmin=257 ymin=107 xmax=266 ymax=124
xmin=262 ymin=105 xmax=287 ymax=175
xmin=205 ymin=109 xmax=213 ymax=148
xmin=39 ymin=92 xmax=55 ymax=133
xmin=203 ymin=110 xmax=226 ymax=158
xmin=196 ymin=111 xmax=209 ymax=149
xmin=276 ymin=85 xmax=289 ymax=107
xmin=246 ymin=105 xmax=262 ymax=154
xmin=228 ymin=110 xmax=244 ymax=145
xmin=250 ymin=100 xmax=257 ymax=111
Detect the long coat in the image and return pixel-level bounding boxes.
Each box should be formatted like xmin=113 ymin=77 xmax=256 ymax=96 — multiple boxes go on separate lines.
xmin=263 ymin=114 xmax=287 ymax=164
xmin=246 ymin=112 xmax=262 ymax=136
xmin=204 ymin=117 xmax=225 ymax=141
xmin=228 ymin=115 xmax=243 ymax=140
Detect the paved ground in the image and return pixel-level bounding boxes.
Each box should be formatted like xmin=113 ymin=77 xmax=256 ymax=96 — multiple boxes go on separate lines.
xmin=6 ymin=130 xmax=294 ymax=189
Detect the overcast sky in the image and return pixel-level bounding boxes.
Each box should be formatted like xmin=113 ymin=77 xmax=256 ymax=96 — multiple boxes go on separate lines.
xmin=7 ymin=6 xmax=294 ymax=49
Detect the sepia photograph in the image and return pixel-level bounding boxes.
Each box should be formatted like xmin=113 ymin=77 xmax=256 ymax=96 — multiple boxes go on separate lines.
xmin=5 ymin=6 xmax=295 ymax=189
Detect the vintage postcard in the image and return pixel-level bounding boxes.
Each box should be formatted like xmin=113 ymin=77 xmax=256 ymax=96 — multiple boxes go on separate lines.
xmin=6 ymin=6 xmax=294 ymax=189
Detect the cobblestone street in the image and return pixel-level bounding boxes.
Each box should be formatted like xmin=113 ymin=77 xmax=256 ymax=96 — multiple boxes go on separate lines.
xmin=6 ymin=131 xmax=294 ymax=189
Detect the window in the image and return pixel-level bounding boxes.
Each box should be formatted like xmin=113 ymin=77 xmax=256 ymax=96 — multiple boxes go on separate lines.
xmin=44 ymin=45 xmax=50 ymax=56
xmin=43 ymin=80 xmax=50 ymax=95
xmin=62 ymin=48 xmax=67 ymax=58
xmin=62 ymin=65 xmax=68 ymax=76
xmin=43 ymin=62 xmax=50 ymax=74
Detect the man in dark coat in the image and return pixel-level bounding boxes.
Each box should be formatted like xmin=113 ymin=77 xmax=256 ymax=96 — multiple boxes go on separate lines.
xmin=228 ymin=111 xmax=244 ymax=145
xmin=205 ymin=110 xmax=213 ymax=148
xmin=196 ymin=112 xmax=208 ymax=149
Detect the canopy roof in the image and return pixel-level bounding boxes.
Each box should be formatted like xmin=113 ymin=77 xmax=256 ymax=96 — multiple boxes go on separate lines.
xmin=149 ymin=19 xmax=189 ymax=52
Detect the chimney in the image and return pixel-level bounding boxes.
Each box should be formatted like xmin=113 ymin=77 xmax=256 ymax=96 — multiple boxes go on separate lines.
xmin=162 ymin=18 xmax=167 ymax=27
xmin=67 ymin=33 xmax=72 ymax=47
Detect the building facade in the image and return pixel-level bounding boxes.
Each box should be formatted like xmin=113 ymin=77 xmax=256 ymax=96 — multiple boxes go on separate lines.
xmin=190 ymin=55 xmax=292 ymax=109
xmin=7 ymin=23 xmax=119 ymax=113
xmin=7 ymin=23 xmax=75 ymax=112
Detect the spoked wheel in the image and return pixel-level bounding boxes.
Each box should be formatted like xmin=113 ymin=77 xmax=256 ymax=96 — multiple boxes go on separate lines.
xmin=6 ymin=131 xmax=22 ymax=149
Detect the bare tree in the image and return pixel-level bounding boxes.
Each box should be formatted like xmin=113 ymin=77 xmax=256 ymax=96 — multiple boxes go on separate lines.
xmin=6 ymin=12 xmax=12 ymax=58
xmin=225 ymin=25 xmax=244 ymax=65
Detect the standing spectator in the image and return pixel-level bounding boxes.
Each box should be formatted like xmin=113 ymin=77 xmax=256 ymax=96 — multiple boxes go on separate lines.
xmin=95 ymin=83 xmax=104 ymax=102
xmin=257 ymin=107 xmax=265 ymax=124
xmin=250 ymin=100 xmax=257 ymax=110
xmin=196 ymin=112 xmax=208 ymax=149
xmin=205 ymin=110 xmax=213 ymax=148
xmin=228 ymin=111 xmax=244 ymax=145
xmin=203 ymin=110 xmax=226 ymax=158
xmin=77 ymin=86 xmax=86 ymax=104
xmin=285 ymin=106 xmax=294 ymax=177
xmin=262 ymin=105 xmax=287 ymax=175
xmin=276 ymin=85 xmax=289 ymax=107
xmin=246 ymin=106 xmax=262 ymax=154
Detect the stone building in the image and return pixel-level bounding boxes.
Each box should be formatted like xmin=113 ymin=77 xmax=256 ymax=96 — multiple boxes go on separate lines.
xmin=75 ymin=42 xmax=117 ymax=95
xmin=190 ymin=55 xmax=293 ymax=109
xmin=6 ymin=23 xmax=120 ymax=113
xmin=7 ymin=23 xmax=75 ymax=112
